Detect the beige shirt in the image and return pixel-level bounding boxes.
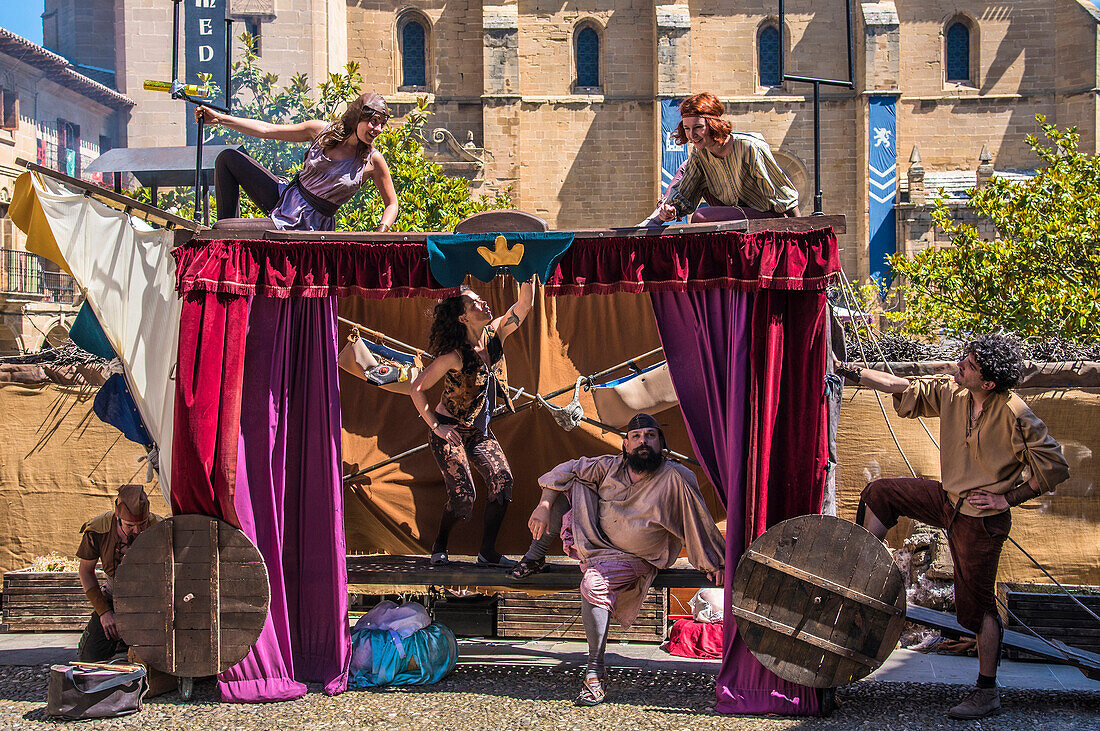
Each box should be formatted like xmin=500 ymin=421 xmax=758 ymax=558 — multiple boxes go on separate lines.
xmin=538 ymin=454 xmax=725 ymax=573
xmin=667 ymin=133 xmax=800 ymax=216
xmin=893 ymin=376 xmax=1070 ymax=517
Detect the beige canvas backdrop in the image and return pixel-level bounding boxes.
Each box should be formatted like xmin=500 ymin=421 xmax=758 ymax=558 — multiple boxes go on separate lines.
xmin=0 ymin=383 xmax=163 ymax=575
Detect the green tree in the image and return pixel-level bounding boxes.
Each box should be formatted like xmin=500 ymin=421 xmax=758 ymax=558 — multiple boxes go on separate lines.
xmin=889 ymin=117 xmax=1100 ymax=343
xmin=202 ymin=33 xmax=510 ymax=231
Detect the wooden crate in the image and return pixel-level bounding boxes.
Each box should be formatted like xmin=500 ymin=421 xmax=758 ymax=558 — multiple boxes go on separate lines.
xmin=998 ymin=582 xmax=1100 ymax=660
xmin=1 ymin=569 xmax=105 ymax=632
xmin=498 ymin=588 xmax=668 ymax=643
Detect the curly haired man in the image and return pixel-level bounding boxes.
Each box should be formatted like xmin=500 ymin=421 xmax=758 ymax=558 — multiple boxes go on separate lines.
xmin=837 ymin=334 xmax=1070 ymax=719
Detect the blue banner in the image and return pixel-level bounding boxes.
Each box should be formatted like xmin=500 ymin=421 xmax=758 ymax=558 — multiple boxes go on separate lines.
xmin=868 ymin=96 xmax=897 ymax=283
xmin=185 ymin=0 xmax=227 ymax=145
xmin=660 ymin=99 xmax=691 ymax=223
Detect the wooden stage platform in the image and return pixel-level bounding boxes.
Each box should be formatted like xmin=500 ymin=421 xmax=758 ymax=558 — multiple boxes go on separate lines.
xmin=346 ymin=554 xmax=714 ymax=594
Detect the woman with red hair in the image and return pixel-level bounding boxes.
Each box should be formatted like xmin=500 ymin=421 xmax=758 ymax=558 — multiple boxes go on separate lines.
xmin=651 ymin=92 xmax=800 ymax=223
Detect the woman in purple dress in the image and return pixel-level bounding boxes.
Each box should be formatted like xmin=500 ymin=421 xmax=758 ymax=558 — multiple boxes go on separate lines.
xmin=195 ymin=92 xmax=398 ymax=231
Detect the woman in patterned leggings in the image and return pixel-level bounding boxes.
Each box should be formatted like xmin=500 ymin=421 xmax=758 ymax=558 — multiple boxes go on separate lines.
xmin=409 ymin=278 xmax=535 ymax=566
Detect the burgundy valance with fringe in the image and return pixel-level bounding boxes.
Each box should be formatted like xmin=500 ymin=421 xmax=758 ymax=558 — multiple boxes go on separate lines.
xmin=172 ymin=227 xmax=839 ymax=298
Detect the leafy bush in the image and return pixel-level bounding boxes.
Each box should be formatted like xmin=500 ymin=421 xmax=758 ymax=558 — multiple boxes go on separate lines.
xmin=889 ymin=117 xmax=1100 ymax=344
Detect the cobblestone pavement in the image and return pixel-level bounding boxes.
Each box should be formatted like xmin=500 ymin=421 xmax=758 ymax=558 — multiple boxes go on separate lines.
xmin=1 ymin=664 xmax=1097 ymax=730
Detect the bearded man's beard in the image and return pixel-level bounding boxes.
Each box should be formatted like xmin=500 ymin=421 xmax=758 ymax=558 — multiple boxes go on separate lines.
xmin=624 ymin=445 xmax=663 ymax=473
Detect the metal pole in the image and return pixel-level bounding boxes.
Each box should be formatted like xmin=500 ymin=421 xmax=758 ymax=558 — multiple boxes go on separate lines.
xmin=778 ymin=0 xmax=785 ymax=80
xmin=813 ymin=81 xmax=822 ymax=215
xmin=194 ymin=115 xmax=204 ymax=221
xmin=224 ymin=18 xmax=233 ymax=111
xmin=171 ymin=0 xmax=181 ymax=85
xmin=845 ymin=0 xmax=855 ymax=89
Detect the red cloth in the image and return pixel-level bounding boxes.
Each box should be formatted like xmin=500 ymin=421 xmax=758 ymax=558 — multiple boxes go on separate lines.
xmin=171 ymin=229 xmax=839 ymax=298
xmin=746 ymin=290 xmax=830 ymax=541
xmin=667 ymin=618 xmax=724 ymax=659
xmin=169 ymin=291 xmax=248 ymax=523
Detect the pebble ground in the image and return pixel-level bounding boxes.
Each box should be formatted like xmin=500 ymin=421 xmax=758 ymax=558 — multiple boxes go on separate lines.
xmin=1 ymin=664 xmax=1097 ymax=730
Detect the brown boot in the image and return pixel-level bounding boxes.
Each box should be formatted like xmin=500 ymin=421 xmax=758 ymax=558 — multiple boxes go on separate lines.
xmin=947 ymin=686 xmax=1000 ymax=719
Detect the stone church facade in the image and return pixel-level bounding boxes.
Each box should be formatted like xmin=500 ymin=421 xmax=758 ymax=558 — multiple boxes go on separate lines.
xmin=32 ymin=1 xmax=1100 ymax=282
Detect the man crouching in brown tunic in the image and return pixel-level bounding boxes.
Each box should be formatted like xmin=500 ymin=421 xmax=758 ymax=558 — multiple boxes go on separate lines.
xmin=517 ymin=413 xmax=725 ymax=706
xmin=837 ymin=334 xmax=1070 ymax=720
xmin=76 ymin=484 xmax=161 ymax=662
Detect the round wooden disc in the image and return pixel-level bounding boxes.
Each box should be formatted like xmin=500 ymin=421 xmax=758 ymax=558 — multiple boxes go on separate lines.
xmin=113 ymin=514 xmax=270 ymax=677
xmin=729 ymin=514 xmax=906 ymax=688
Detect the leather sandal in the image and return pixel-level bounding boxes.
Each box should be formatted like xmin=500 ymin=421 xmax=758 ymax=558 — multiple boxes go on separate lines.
xmin=574 ymin=674 xmax=606 ymax=706
xmin=510 ymin=557 xmax=546 ymax=580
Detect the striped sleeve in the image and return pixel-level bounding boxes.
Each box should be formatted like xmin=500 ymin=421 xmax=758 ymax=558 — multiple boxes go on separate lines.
xmin=739 ymin=139 xmax=800 ymax=213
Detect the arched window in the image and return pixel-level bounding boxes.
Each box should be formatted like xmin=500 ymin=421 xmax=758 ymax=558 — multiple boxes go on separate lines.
xmin=945 ymin=22 xmax=970 ymax=83
xmin=758 ymin=25 xmax=781 ymax=87
xmin=576 ymin=26 xmax=599 ymax=88
xmin=401 ymin=19 xmax=427 ymax=88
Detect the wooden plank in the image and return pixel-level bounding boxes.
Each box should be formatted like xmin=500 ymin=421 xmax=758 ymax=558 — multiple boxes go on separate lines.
xmin=209 ymin=519 xmax=221 ymax=673
xmin=727 ymin=604 xmax=879 ymax=669
xmin=17 ymin=160 xmax=202 ymax=231
xmin=166 ymin=518 xmax=176 ymax=674
xmin=744 ymin=549 xmax=904 ymax=617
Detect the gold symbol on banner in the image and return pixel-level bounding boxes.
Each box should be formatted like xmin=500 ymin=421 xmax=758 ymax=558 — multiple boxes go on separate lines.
xmin=478 ymin=235 xmax=525 ymax=267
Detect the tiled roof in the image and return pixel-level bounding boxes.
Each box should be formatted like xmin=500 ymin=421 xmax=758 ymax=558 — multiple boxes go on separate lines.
xmin=0 ymin=27 xmax=135 ymax=109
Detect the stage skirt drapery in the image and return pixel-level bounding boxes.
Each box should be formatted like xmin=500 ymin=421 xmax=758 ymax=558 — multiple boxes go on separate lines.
xmin=170 ymin=227 xmax=837 ymax=707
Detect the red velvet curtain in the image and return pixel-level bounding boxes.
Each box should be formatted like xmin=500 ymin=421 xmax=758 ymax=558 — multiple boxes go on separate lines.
xmin=172 ymin=229 xmax=838 ymax=299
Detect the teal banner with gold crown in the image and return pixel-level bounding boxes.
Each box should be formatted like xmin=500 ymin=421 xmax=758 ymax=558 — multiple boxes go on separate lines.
xmin=425 ymin=231 xmax=574 ymax=287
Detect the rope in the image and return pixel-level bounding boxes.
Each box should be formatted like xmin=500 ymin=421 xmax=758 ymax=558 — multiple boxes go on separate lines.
xmin=834 ymin=274 xmax=916 ymax=477
xmin=994 ymin=595 xmax=1076 ymax=665
xmin=836 ymin=269 xmax=940 ymax=450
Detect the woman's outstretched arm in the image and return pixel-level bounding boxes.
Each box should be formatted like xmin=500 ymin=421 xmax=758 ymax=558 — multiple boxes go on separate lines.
xmin=491 ymin=275 xmax=537 ymax=343
xmin=195 ymin=105 xmax=327 ymax=143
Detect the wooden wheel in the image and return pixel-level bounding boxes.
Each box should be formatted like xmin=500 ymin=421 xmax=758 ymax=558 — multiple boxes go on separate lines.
xmin=112 ymin=514 xmax=270 ymax=677
xmin=729 ymin=515 xmax=907 ymax=688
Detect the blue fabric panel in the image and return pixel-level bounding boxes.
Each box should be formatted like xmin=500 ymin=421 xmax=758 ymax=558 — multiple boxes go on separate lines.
xmin=69 ymin=302 xmax=116 ymax=360
xmin=594 ymin=361 xmax=666 ymax=388
xmin=347 ymin=622 xmax=458 ymax=688
xmin=92 ymin=373 xmax=153 ymax=447
xmin=426 ymin=232 xmax=574 ymax=287
xmin=362 ymin=339 xmax=415 ymax=365
xmin=660 ymin=98 xmax=691 ymax=224
xmin=868 ymin=96 xmax=898 ymax=283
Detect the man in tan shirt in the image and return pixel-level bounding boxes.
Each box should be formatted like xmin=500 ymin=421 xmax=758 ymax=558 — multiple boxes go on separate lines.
xmin=519 ymin=413 xmax=725 ymax=706
xmin=76 ymin=484 xmax=161 ymax=661
xmin=837 ymin=334 xmax=1069 ymax=720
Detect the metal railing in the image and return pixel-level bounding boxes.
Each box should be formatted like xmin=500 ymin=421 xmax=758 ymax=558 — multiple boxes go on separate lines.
xmin=0 ymin=249 xmax=78 ymax=304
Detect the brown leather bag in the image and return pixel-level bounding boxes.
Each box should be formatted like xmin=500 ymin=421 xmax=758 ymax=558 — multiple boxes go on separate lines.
xmin=47 ymin=662 xmax=148 ymax=720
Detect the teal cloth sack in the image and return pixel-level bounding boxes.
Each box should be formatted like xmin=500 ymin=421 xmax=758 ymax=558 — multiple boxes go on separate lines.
xmin=426 ymin=232 xmax=574 ymax=287
xmin=347 ymin=622 xmax=458 ymax=688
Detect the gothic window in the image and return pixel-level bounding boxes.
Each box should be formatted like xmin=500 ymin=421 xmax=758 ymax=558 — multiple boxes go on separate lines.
xmin=759 ymin=25 xmax=781 ymax=87
xmin=576 ymin=26 xmax=599 ymax=88
xmin=400 ymin=18 xmax=427 ymax=88
xmin=945 ymin=22 xmax=970 ymax=83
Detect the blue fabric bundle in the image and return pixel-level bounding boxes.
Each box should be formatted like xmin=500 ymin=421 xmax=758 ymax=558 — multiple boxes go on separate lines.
xmin=92 ymin=374 xmax=153 ymax=448
xmin=347 ymin=622 xmax=458 ymax=688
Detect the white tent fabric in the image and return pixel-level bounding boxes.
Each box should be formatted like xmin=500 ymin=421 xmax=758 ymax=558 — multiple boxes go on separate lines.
xmin=30 ymin=172 xmax=180 ymax=499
